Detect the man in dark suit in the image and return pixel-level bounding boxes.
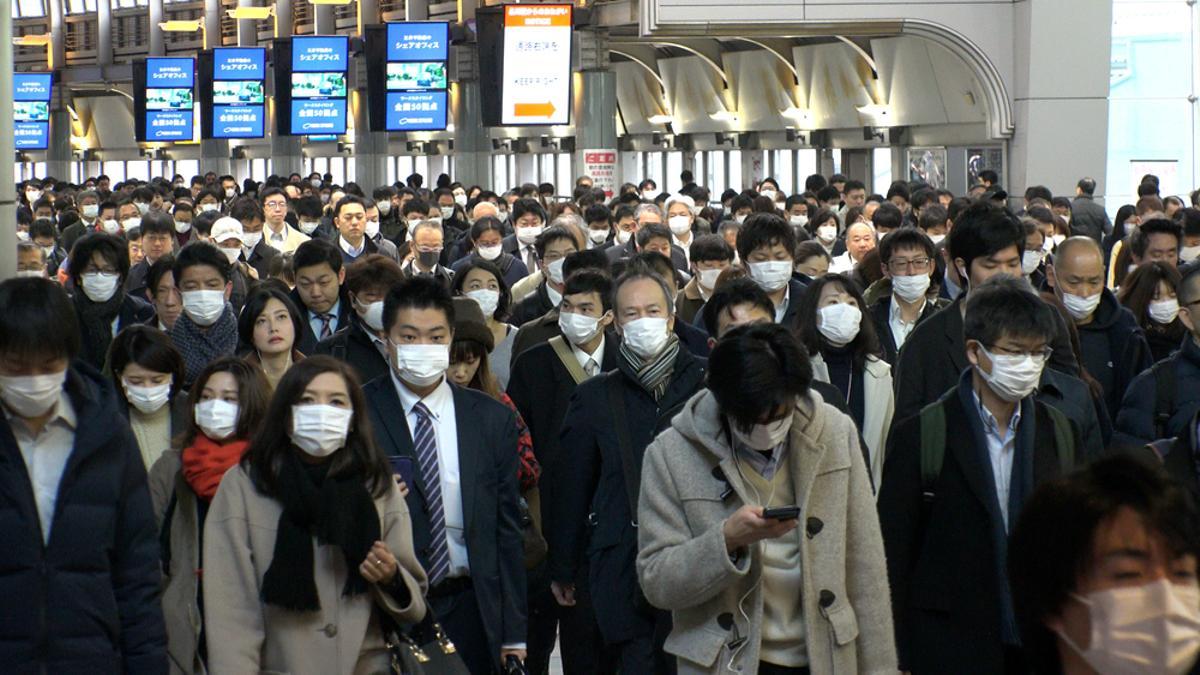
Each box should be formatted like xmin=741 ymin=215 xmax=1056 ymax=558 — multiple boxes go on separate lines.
xmin=504 ymin=198 xmax=550 ymax=271
xmin=364 ymin=276 xmax=527 ymax=674
xmin=879 ymin=276 xmax=1083 ymax=674
xmin=550 ymin=265 xmax=705 ymax=674
xmin=509 ymin=226 xmax=581 ymax=327
xmin=289 ymin=239 xmax=353 ymax=355
xmin=508 ymin=249 xmax=612 ymax=367
xmin=229 ymin=195 xmax=278 ymax=279
xmin=870 ymin=227 xmax=948 ymax=364
xmin=735 ymin=212 xmax=808 ymax=332
xmin=124 ymin=211 xmax=177 ymax=297
xmin=508 ymin=270 xmax=616 ymax=675
xmin=604 ymin=206 xmax=690 ymax=277
xmin=1070 ymin=177 xmax=1111 ymax=242
xmin=314 ymin=253 xmax=404 ymax=384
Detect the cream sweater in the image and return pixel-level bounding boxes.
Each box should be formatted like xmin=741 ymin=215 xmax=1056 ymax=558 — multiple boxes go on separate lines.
xmin=130 ymin=405 xmax=172 ymax=470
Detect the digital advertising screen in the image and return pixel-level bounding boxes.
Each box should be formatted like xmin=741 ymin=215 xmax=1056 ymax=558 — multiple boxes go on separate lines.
xmin=14 ymin=73 xmax=52 ymax=150
xmin=499 ymin=4 xmax=572 ymax=126
xmin=137 ymin=57 xmax=196 ymax=142
xmin=207 ymin=47 xmax=266 ymax=139
xmin=366 ymin=21 xmax=450 ymax=133
xmin=287 ymin=36 xmax=349 ymax=135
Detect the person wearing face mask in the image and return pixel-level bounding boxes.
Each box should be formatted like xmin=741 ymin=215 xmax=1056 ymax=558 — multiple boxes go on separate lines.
xmin=1049 ymin=237 xmax=1152 ymax=420
xmin=67 ymin=233 xmax=157 ymax=370
xmin=314 ymin=254 xmax=404 ymax=384
xmin=401 ymin=220 xmax=454 ymax=290
xmin=229 ymin=197 xmax=280 ymax=280
xmin=869 ymin=228 xmax=949 ymax=365
xmin=637 ymin=322 xmax=896 ymax=675
xmin=452 ymin=260 xmax=518 ymax=389
xmin=145 ymin=357 xmax=270 ymax=675
xmin=372 ymin=185 xmax=403 ymax=241
xmin=551 ymin=266 xmax=706 ymax=674
xmin=1009 ymin=454 xmax=1200 ymax=675
xmin=879 ymin=276 xmax=1083 ymax=675
xmin=0 ymin=277 xmax=168 ymax=672
xmin=27 ymin=219 xmax=65 ymax=277
xmin=638 ymin=178 xmax=658 ymax=202
xmin=294 ymin=194 xmax=331 ymax=241
xmin=664 ymin=194 xmax=698 ymax=264
xmin=583 ymin=203 xmax=615 ymax=252
xmin=1117 ymin=261 xmax=1188 ymax=363
xmin=451 ymin=217 xmax=529 ymax=290
xmin=362 ymin=277 xmax=529 ymax=674
xmin=108 ymin=326 xmax=188 ymax=470
xmin=1067 ymin=177 xmax=1111 ymax=244
xmin=805 ymin=208 xmax=841 ymax=258
xmin=502 ymin=198 xmax=550 ymax=276
xmin=798 ymin=275 xmax=895 ymax=486
xmin=204 ymin=356 xmax=427 ymax=674
xmin=735 ymin=213 xmax=808 ymax=332
xmin=1018 ymin=218 xmax=1050 ymax=289
xmin=239 ymin=287 xmax=306 ymax=392
xmin=433 ymin=187 xmax=470 ymax=242
xmin=675 ymin=235 xmax=734 ymax=324
xmin=508 ymin=226 xmax=581 ymax=328
xmin=170 ymin=242 xmax=240 ymax=388
xmin=362 ymin=201 xmax=401 ymax=263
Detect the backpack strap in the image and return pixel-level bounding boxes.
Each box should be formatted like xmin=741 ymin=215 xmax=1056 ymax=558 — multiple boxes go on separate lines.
xmin=549 ymin=336 xmax=588 ymax=385
xmin=1041 ymin=402 xmax=1077 ymax=472
xmin=1154 ymin=356 xmax=1177 ymax=440
xmin=919 ymin=394 xmax=950 ymax=498
xmin=607 ymin=376 xmax=641 ymax=528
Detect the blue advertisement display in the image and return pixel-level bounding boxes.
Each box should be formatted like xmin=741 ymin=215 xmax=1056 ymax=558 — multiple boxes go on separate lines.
xmin=212 ymin=47 xmax=265 ymax=139
xmin=292 ymin=36 xmax=348 ymax=73
xmin=146 ymin=111 xmax=193 ymax=140
xmin=387 ymin=22 xmax=448 ymax=62
xmin=291 ymin=99 xmax=347 ymax=134
xmin=147 ymin=58 xmax=195 ymax=88
xmin=13 ymin=73 xmax=51 ymax=149
xmin=214 ymin=47 xmax=265 ymax=81
xmin=145 ymin=57 xmax=195 ymax=141
xmin=15 ymin=123 xmax=48 ymax=149
xmin=385 ymin=91 xmax=447 ymax=131
xmin=14 ymin=73 xmax=52 ymax=101
xmin=382 ymin=23 xmax=448 ymax=132
xmin=289 ymin=36 xmax=348 ymax=135
xmin=213 ymin=105 xmax=264 ymax=138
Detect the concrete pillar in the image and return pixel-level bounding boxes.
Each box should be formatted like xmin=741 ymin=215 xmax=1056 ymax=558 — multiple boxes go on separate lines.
xmin=405 ymin=0 xmax=428 ymax=21
xmin=454 ymin=79 xmax=493 ymax=189
xmin=841 ymin=149 xmax=870 ymax=186
xmin=203 ymin=0 xmax=221 ymax=48
xmin=269 ymin=0 xmax=302 ymax=177
xmin=818 ymin=147 xmax=837 ymax=181
xmin=45 ymin=109 xmax=72 ymax=180
xmin=314 ymin=5 xmax=335 ymax=35
xmin=47 ymin=0 xmax=65 ymax=69
xmin=97 ymin=0 xmax=113 ymax=66
xmin=573 ymin=69 xmax=618 ymax=193
xmin=200 ymin=0 xmax=230 ymax=171
xmin=352 ymin=0 xmax=387 ymax=190
xmin=148 ymin=0 xmax=164 ymax=55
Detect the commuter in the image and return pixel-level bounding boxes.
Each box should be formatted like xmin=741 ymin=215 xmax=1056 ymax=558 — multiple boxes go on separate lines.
xmin=584 ymin=203 xmax=615 ymax=251
xmin=1064 ymin=178 xmax=1109 ymax=243
xmin=829 ymin=220 xmax=877 ymax=274
xmin=290 ymin=239 xmax=352 ymax=355
xmin=147 ymin=357 xmax=271 ymax=675
xmin=675 ymin=234 xmax=734 ymax=324
xmin=506 ymin=197 xmax=550 ymax=272
xmin=0 ymin=277 xmax=167 ymax=673
xmin=261 ymin=186 xmax=310 ymax=253
xmin=68 ymin=232 xmax=157 ymax=369
xmin=29 ymin=217 xmax=66 ymax=276
xmin=452 ymin=259 xmax=519 ymax=388
xmin=238 ymin=286 xmax=305 ymax=391
xmin=146 ymin=254 xmax=183 ymax=332
xmin=362 ymin=200 xmax=402 ymax=262
xmin=1117 ymin=261 xmax=1187 ymax=363
xmin=171 ymin=200 xmax=197 ymax=248
xmin=879 ymin=276 xmax=1083 ymax=674
xmin=634 ymin=250 xmax=712 ymax=357
xmin=870 ymin=227 xmax=948 ymax=364
xmin=915 ymin=202 xmax=948 ymax=246
xmin=1019 ymin=217 xmax=1049 ymax=289
xmin=204 ymin=356 xmax=427 ymax=674
xmin=510 ymin=226 xmax=581 ymax=327
xmin=108 ymin=325 xmax=188 ymax=469
xmin=334 ymin=194 xmax=390 ymax=266
xmin=170 ymin=242 xmax=240 ymax=389
xmin=738 ymin=212 xmax=807 ymax=331
xmin=363 ymin=276 xmax=528 ymax=673
xmin=1047 ymin=236 xmax=1152 ymax=418
xmin=665 ymin=193 xmax=699 ymax=264
xmin=401 ymin=219 xmax=455 ymax=289
xmin=637 ymin=322 xmax=896 ymax=674
xmin=792 ymin=240 xmax=831 ymax=285
xmin=606 ymin=203 xmax=686 ymax=270
xmin=1008 ymin=454 xmax=1200 ymax=674
xmin=126 ymin=210 xmax=178 ymax=296
xmin=314 ymin=253 xmax=404 ymax=385
xmin=551 ymin=265 xmax=706 ymax=673
xmin=451 ymin=216 xmax=530 ymax=288
xmin=229 ymin=196 xmax=279 ymax=279
xmin=798 ymin=274 xmax=895 ymax=487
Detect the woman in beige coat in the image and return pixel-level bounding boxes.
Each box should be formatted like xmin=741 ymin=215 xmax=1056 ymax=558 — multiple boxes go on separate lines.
xmin=203 ymin=356 xmax=427 ymax=675
xmin=636 ymin=324 xmax=896 ymax=675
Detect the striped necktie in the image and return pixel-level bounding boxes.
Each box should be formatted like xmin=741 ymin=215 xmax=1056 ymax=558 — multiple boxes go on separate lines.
xmin=317 ymin=313 xmax=334 ymax=340
xmin=413 ymin=401 xmax=450 ymax=585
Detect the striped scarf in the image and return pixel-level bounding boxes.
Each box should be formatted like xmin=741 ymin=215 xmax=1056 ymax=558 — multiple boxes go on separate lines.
xmin=619 ymin=333 xmax=680 ymax=401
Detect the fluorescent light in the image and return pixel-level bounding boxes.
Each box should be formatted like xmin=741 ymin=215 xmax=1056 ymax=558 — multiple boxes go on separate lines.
xmin=710 ymin=110 xmax=739 ymax=122
xmin=647 ymin=114 xmax=674 ymax=125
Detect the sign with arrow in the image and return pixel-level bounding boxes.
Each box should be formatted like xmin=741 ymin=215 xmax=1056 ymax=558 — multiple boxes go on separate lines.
xmin=500 ymin=4 xmax=572 ymax=126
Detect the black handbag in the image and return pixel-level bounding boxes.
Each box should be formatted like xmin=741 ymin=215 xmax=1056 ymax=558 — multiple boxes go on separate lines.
xmin=385 ymin=617 xmax=471 ymax=675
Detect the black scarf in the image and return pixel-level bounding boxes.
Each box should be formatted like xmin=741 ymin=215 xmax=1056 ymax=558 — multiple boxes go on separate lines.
xmin=260 ymin=453 xmax=381 ymax=612
xmin=74 ymin=287 xmax=125 ymax=368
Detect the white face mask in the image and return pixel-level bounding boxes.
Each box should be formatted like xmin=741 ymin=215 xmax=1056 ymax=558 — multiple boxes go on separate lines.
xmin=545 ymin=257 xmax=566 ymax=285
xmin=668 ymin=215 xmax=691 ymax=236
xmin=559 ymin=311 xmax=603 ymax=346
xmin=241 ymin=232 xmax=262 ymax=251
xmin=1043 ymin=237 xmax=1056 ymax=253
xmin=124 ymin=380 xmax=171 ymax=414
xmin=192 ymin=396 xmax=236 ymax=439
xmin=1056 ymin=580 xmax=1200 ymax=675
xmin=516 ymin=225 xmax=544 ymax=246
xmin=1150 ymin=298 xmax=1181 ymax=325
xmin=100 ymin=220 xmax=121 ymax=235
xmin=15 ymin=230 xmax=29 ymax=242
xmin=392 ymin=343 xmax=450 ymax=387
xmin=1022 ymin=250 xmax=1044 ymax=276
xmin=748 ymin=260 xmax=793 ymax=293
xmin=789 ymin=215 xmax=808 ymax=228
xmin=759 ymin=189 xmax=777 ymax=202
xmin=929 ymin=233 xmax=946 ymax=246
xmin=817 ymin=303 xmax=862 ymax=346
xmin=225 ymin=188 xmax=237 ymax=199
xmin=642 ymin=189 xmax=657 ymax=200
xmin=181 ymin=289 xmax=226 ymax=327
xmin=588 ymin=229 xmax=609 ymax=245
xmin=377 ymin=201 xmax=392 ymax=216
xmin=439 ymin=206 xmax=455 ymax=220
xmin=454 ymin=193 xmax=468 ymax=207
xmin=698 ymin=267 xmax=723 ymax=290
xmin=290 ymin=404 xmax=354 ymax=457
xmin=615 ymin=229 xmax=633 ymax=245
xmin=621 ymin=316 xmax=671 ymax=359
xmin=26 ymin=190 xmax=41 ymax=202
xmin=476 ymin=244 xmax=503 ymax=261
xmin=817 ymin=224 xmax=837 ymax=244
xmin=81 ymin=271 xmax=121 ymax=303
xmin=219 ymin=246 xmax=242 ymax=265
xmin=466 ymin=289 xmax=500 ymax=317
xmin=199 ymin=203 xmax=220 ymax=214
xmin=355 ymin=299 xmax=385 ymax=332
xmin=975 ymin=344 xmax=1045 ymax=402
xmin=299 ymin=220 xmax=320 ymax=235
xmin=1061 ymin=290 xmax=1102 ymax=321
xmin=0 ymin=370 xmax=67 ymax=417
xmin=1182 ymin=245 xmax=1200 ymax=263
xmin=16 ymin=269 xmax=44 ymax=278
xmin=134 ymin=202 xmax=150 ymax=216
xmin=1053 ymin=233 xmax=1067 ymax=246
xmin=729 ymin=413 xmax=793 ymax=452
xmin=123 ymin=217 xmax=142 ymax=231
xmin=364 ymin=219 xmax=380 ymax=239
xmin=892 ymin=274 xmax=931 ymax=303
xmin=174 ymin=220 xmax=192 ymax=234
xmin=81 ymin=204 xmax=99 ymax=219
xmin=734 ymin=214 xmax=747 ymax=225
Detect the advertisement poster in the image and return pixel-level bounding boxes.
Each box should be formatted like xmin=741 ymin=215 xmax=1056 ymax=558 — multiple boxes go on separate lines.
xmin=145 ymin=58 xmax=195 ymax=141
xmin=384 ymin=22 xmax=449 ymax=132
xmin=14 ymin=73 xmax=51 ymax=150
xmin=212 ymin=48 xmax=266 ymax=139
xmin=290 ymin=36 xmax=348 ymax=135
xmin=500 ymin=4 xmax=572 ymax=125
xmin=908 ymin=146 xmax=947 ymax=189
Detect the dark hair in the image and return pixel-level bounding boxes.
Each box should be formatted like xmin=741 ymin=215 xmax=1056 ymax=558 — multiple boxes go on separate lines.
xmin=797 ymin=274 xmax=882 ymax=367
xmin=1024 ymin=185 xmax=1053 ymax=203
xmin=383 ymin=275 xmax=456 ymax=335
xmin=886 ymin=181 xmax=910 ymax=203
xmin=804 ymin=174 xmax=828 ymax=193
xmin=469 ymin=216 xmax=505 ymax=243
xmin=584 ymin=203 xmax=612 ymax=225
xmin=1076 ymin=178 xmax=1097 ymax=196
xmin=795 ymin=240 xmax=831 ymax=263
xmin=635 ymin=223 xmax=672 ymax=251
xmin=871 ymin=203 xmax=904 ymax=233
xmin=917 ymin=204 xmax=948 ymax=232
xmin=1009 ymin=454 xmax=1200 ymax=675
xmin=192 ymin=210 xmax=221 ymax=237
xmin=1118 ymin=261 xmax=1183 ymax=332
xmin=344 ymin=254 xmax=404 ymax=298
xmin=107 ymin=325 xmax=186 ymax=401
xmin=333 ymin=194 xmax=369 ymax=219
xmin=563 ymin=269 xmax=614 ymax=312
xmin=293 ymin=238 xmax=343 ymax=275
xmin=0 ymin=278 xmax=81 ymax=361
xmin=1129 ymin=218 xmax=1183 ymax=259
xmin=707 ymin=323 xmax=813 ymax=431
xmin=69 ymin=232 xmax=130 ymax=286
xmin=804 ymin=208 xmax=839 ymax=239
xmin=146 ymin=254 xmax=176 ymax=300
xmin=229 ymin=196 xmax=264 ymax=224
xmin=702 ymin=277 xmax=775 ymax=338
xmin=448 ymin=338 xmax=499 ymax=399
xmin=29 ymin=218 xmax=56 ymax=241
xmin=688 ymin=234 xmax=734 ymax=265
xmin=511 ymin=198 xmax=548 ymax=225
xmin=174 ymin=241 xmax=232 ymax=284
xmin=259 ymin=186 xmax=287 ymax=205
xmin=140 ymin=210 xmax=175 ymax=237
xmin=612 ymin=263 xmax=675 ymax=315
xmin=563 ymin=249 xmax=610 ymax=278
xmin=910 ymin=187 xmax=937 ymax=211
xmin=1138 ymin=181 xmax=1160 ymax=198
xmin=242 ymin=356 xmax=392 ymax=498
xmin=534 ymin=225 xmax=578 ymax=259
xmin=963 ymin=275 xmax=1057 ymax=347
xmin=879 ymin=227 xmax=936 ymax=264
xmin=946 ymin=201 xmax=1023 ymax=279
xmin=238 ymin=287 xmax=304 ymax=354
xmin=816 ymin=185 xmax=840 ymax=204
xmin=843 ymin=179 xmax=866 ymax=194
xmin=451 ymin=260 xmax=512 ymax=321
xmin=737 ymin=212 xmax=797 ymax=262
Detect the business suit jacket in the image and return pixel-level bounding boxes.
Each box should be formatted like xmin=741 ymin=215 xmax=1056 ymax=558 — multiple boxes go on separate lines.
xmin=603 ymin=238 xmax=690 ymax=277
xmin=289 ymin=287 xmax=353 ymax=356
xmin=509 ymin=310 xmax=561 ymax=367
xmin=868 ymin=294 xmax=948 ymax=365
xmin=314 ymin=317 xmax=391 ymax=385
xmin=243 ymin=240 xmax=278 ymax=280
xmin=1071 ymin=195 xmax=1111 ymax=242
xmin=363 ymin=377 xmax=528 ymax=661
xmin=509 ymin=283 xmax=557 ymax=328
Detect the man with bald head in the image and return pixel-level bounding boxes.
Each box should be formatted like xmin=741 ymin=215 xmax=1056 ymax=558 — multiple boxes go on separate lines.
xmin=830 ymin=221 xmax=877 ymax=274
xmin=1048 ymin=236 xmax=1152 ymax=417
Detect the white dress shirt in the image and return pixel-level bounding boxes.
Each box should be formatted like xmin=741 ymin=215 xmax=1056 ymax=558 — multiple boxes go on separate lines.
xmin=571 ymin=334 xmax=606 ymax=376
xmin=338 ymin=235 xmax=364 ymax=258
xmin=972 ymin=388 xmax=1022 ymax=530
xmin=7 ymin=394 xmax=77 ymax=544
xmin=774 ymin=286 xmax=791 ymax=324
xmin=888 ymin=294 xmax=926 ymax=351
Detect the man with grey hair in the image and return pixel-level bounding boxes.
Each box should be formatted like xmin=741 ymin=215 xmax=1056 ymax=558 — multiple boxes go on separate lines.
xmin=607 ymin=203 xmax=690 ymax=273
xmin=1071 ymin=177 xmax=1112 ymax=242
xmin=549 ymin=262 xmax=705 ymax=673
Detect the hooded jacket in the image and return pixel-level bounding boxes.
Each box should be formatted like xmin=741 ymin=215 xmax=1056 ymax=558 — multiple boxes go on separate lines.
xmin=1072 ymin=288 xmax=1153 ymax=418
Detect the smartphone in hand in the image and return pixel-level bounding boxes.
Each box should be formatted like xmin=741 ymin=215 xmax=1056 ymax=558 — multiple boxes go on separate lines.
xmin=388 ymin=455 xmax=415 ymax=489
xmin=761 ymin=505 xmax=800 ymax=521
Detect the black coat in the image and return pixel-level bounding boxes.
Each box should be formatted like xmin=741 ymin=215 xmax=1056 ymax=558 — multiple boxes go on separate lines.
xmin=450 ymin=252 xmax=530 ymax=290
xmin=1074 ymin=289 xmax=1154 ymax=419
xmin=509 ymin=311 xmax=560 ymax=368
xmin=549 ymin=347 xmax=706 ymax=643
xmin=363 ymin=377 xmax=527 ymax=660
xmin=75 ymin=294 xmax=157 ymax=370
xmin=289 ymin=287 xmax=353 ymax=356
xmin=509 ymin=283 xmax=556 ymax=328
xmin=242 ymin=240 xmax=278 ymax=280
xmin=124 ymin=259 xmax=151 ymax=297
xmin=1116 ymin=334 xmax=1200 ymax=444
xmin=868 ymin=294 xmax=947 ymax=365
xmin=878 ymin=380 xmax=1081 ymax=674
xmin=603 ymin=238 xmax=690 ymax=278
xmin=313 ymin=317 xmax=390 ymax=385
xmin=1156 ymin=412 xmax=1200 ymax=502
xmin=1070 ymin=195 xmax=1111 ymax=242
xmin=0 ymin=363 xmax=166 ymax=673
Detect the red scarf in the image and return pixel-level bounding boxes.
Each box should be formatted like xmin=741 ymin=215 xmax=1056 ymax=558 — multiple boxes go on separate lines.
xmin=181 ymin=436 xmax=248 ymax=501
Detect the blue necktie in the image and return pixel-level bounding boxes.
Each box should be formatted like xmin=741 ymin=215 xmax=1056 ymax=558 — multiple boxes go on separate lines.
xmin=413 ymin=401 xmax=450 ymax=585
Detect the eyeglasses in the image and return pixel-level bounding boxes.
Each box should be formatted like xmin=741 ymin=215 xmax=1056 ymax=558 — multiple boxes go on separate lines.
xmin=264 ymin=201 xmax=288 ymax=210
xmin=887 ymin=257 xmax=932 ymax=273
xmin=987 ymin=344 xmax=1053 ymax=361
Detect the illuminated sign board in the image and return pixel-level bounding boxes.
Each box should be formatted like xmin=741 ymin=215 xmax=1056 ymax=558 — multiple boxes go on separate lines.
xmin=289 ymin=36 xmax=348 ymax=135
xmin=139 ymin=58 xmax=196 ymax=142
xmin=14 ymin=73 xmax=51 ymax=150
xmin=500 ymin=4 xmax=571 ymax=126
xmin=376 ymin=22 xmax=449 ymax=132
xmin=209 ymin=47 xmax=266 ymax=139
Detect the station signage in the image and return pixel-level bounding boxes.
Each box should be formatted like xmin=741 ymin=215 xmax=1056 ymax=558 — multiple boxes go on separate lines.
xmin=290 ymin=36 xmax=349 ymax=135
xmin=14 ymin=73 xmax=52 ymax=150
xmin=141 ymin=58 xmax=195 ymax=142
xmin=500 ymin=4 xmax=572 ymax=126
xmin=384 ymin=22 xmax=449 ymax=132
xmin=211 ymin=47 xmax=266 ymax=139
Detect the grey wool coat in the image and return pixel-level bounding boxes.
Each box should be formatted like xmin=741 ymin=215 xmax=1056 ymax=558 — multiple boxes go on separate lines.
xmin=636 ymin=389 xmax=897 ymax=674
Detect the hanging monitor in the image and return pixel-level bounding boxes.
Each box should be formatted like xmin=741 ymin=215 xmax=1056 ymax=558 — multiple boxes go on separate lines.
xmin=14 ymin=73 xmax=52 ymax=150
xmin=200 ymin=47 xmax=267 ymax=139
xmin=135 ymin=57 xmax=196 ymax=142
xmin=284 ymin=35 xmax=349 ymax=136
xmin=365 ymin=21 xmax=450 ymax=132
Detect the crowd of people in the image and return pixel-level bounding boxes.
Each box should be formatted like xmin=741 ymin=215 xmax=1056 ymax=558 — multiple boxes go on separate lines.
xmin=3 ymin=165 xmax=1200 ymax=675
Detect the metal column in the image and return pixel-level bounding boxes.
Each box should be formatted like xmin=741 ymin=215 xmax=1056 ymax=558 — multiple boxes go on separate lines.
xmin=453 ymin=43 xmax=492 ymax=189
xmin=269 ymin=0 xmax=303 ymax=177
xmin=97 ymin=0 xmax=113 ymax=66
xmin=573 ymin=31 xmax=617 ymax=194
xmin=45 ymin=0 xmax=71 ymax=180
xmin=148 ymin=0 xmax=164 ymax=55
xmin=0 ymin=0 xmax=17 ymax=278
xmin=200 ymin=0 xmax=231 ymax=175
xmin=352 ymin=0 xmax=388 ymax=191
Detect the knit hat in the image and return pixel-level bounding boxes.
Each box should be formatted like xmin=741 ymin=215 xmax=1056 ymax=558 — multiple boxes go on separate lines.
xmin=451 ymin=297 xmax=494 ymax=351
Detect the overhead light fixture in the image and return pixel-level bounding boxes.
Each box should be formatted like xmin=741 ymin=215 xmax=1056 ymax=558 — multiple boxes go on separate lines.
xmin=226 ymin=6 xmax=274 ymax=19
xmin=647 ymin=114 xmax=674 ymax=125
xmin=12 ymin=34 xmax=51 ymax=46
xmin=158 ymin=19 xmax=204 ymax=32
xmin=710 ymin=110 xmax=738 ymax=122
xmin=856 ymin=103 xmax=893 ymax=120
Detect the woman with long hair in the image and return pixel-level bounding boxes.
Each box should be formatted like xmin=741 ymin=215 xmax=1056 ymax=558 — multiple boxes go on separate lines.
xmin=1118 ymin=261 xmax=1188 ymax=362
xmin=203 ymin=356 xmax=427 ymax=674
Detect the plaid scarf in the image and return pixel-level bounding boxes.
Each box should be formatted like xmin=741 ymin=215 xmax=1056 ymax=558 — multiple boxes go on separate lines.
xmin=618 ymin=333 xmax=681 ymax=401
xmin=170 ymin=305 xmax=238 ymax=388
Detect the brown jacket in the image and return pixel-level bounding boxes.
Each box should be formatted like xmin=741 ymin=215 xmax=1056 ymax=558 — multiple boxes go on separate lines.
xmin=674 ymin=277 xmax=707 ymax=326
xmin=203 ymin=464 xmax=427 ymax=675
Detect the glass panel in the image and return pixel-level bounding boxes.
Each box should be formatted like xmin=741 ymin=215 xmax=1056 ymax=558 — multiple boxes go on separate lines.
xmin=102 ymin=161 xmax=125 ymax=183
xmin=830 ymin=149 xmax=842 ymax=177
xmin=345 ymin=157 xmax=355 ymax=184
xmin=16 ymin=0 xmax=45 ymax=18
xmin=705 ymin=151 xmax=726 ymax=200
xmin=176 ymin=159 xmax=199 ymax=181
xmin=556 ymin=153 xmax=571 ymax=196
xmin=773 ymin=150 xmax=795 ymax=196
xmin=125 ymin=161 xmax=150 ymax=182
xmin=414 ymin=156 xmax=428 ymax=183
xmin=873 ymin=148 xmax=893 ymax=195
xmin=329 ymin=157 xmax=346 ymax=186
xmin=492 ymin=155 xmax=508 ymax=192
xmin=386 ymin=157 xmax=397 ymax=186
xmin=644 ymin=151 xmax=663 ymax=188
xmin=796 ymin=149 xmax=818 ymax=192
xmin=727 ymin=150 xmax=742 ymax=193
xmin=665 ymin=152 xmax=683 ymax=193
